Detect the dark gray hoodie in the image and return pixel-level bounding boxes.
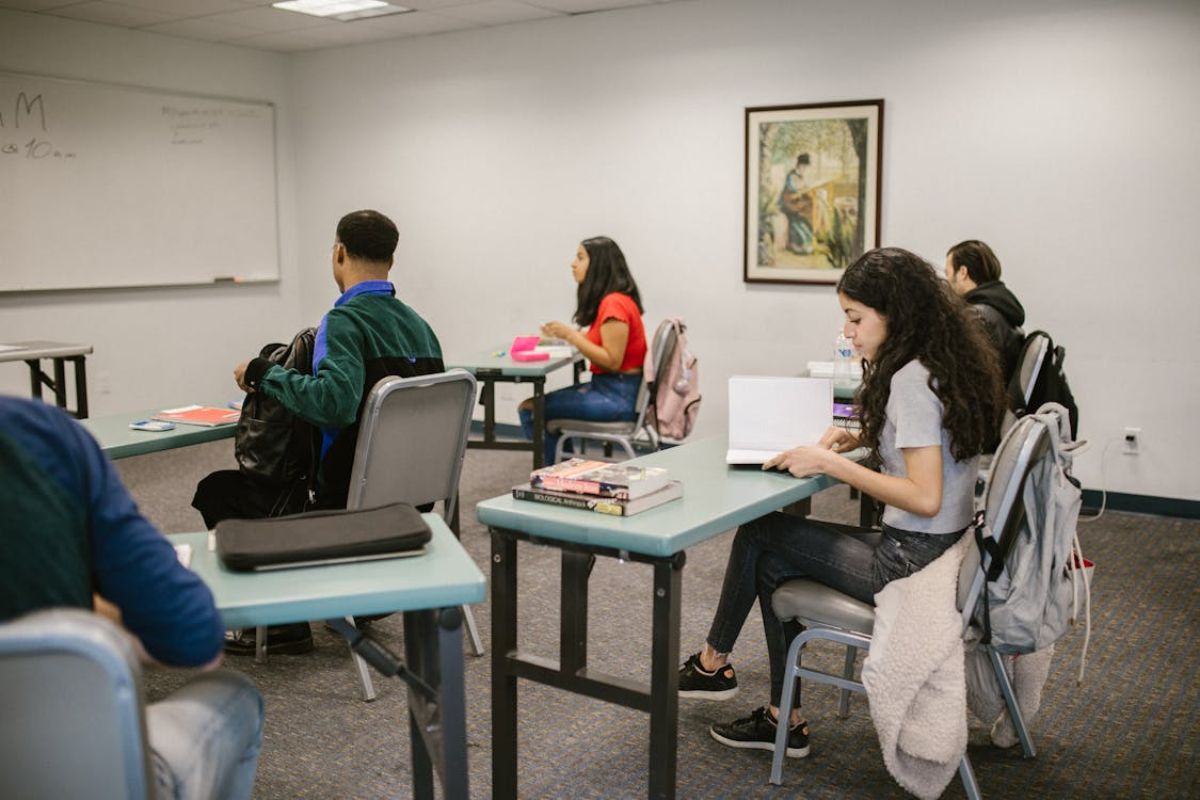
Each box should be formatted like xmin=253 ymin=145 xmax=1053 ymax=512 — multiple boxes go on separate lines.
xmin=964 ymin=280 xmax=1025 ymax=381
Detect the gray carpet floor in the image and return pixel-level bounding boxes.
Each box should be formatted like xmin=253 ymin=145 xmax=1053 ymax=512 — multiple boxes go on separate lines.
xmin=123 ymin=442 xmax=1200 ymax=799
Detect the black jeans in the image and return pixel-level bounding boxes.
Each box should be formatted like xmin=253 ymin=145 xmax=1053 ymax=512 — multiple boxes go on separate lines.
xmin=705 ymin=512 xmax=962 ymax=706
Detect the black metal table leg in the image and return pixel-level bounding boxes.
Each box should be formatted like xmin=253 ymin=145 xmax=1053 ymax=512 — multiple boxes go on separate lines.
xmin=482 ymin=380 xmax=496 ymax=444
xmin=532 ymin=378 xmax=546 ymax=468
xmin=491 ymin=529 xmax=520 ymax=800
xmin=561 ymin=551 xmax=592 ymax=674
xmin=72 ymin=356 xmax=88 ymax=418
xmin=648 ymin=555 xmax=684 ymax=800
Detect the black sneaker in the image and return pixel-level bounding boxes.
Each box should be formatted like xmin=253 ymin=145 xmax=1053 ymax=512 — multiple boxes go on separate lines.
xmin=678 ymin=652 xmax=739 ymax=700
xmin=709 ymin=707 xmax=810 ymax=758
xmin=224 ymin=622 xmax=314 ymax=656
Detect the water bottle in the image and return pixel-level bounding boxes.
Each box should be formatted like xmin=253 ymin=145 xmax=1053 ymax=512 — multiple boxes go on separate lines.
xmin=833 ymin=331 xmax=855 ymax=388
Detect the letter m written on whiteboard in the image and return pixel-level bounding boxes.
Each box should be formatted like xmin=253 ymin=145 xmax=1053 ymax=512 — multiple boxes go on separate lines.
xmin=0 ymin=92 xmax=47 ymax=131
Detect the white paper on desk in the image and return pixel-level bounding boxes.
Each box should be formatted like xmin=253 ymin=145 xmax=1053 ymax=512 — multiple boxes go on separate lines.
xmin=726 ymin=376 xmax=832 ymax=464
xmin=533 ymin=346 xmax=575 ymax=358
xmin=174 ymin=543 xmax=192 ymax=568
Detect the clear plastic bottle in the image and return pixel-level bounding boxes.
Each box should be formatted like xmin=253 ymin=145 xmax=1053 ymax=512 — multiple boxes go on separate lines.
xmin=833 ymin=331 xmax=855 ymax=388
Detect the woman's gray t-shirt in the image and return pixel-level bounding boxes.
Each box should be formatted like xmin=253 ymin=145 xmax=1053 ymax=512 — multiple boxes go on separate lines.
xmin=879 ymin=360 xmax=978 ymax=534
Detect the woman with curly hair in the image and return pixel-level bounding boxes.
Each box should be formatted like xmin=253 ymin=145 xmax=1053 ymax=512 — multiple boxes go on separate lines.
xmin=678 ymin=247 xmax=1004 ymax=759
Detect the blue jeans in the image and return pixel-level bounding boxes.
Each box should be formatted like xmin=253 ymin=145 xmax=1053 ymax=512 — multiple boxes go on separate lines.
xmin=519 ymin=372 xmax=641 ymax=465
xmin=705 ymin=512 xmax=961 ymax=706
xmin=146 ymin=669 xmax=264 ymax=800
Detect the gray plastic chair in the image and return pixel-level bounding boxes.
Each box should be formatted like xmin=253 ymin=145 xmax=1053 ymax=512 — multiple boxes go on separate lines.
xmin=1001 ymin=331 xmax=1050 ymax=436
xmin=549 ymin=320 xmax=677 ymax=463
xmin=258 ymin=369 xmax=483 ymax=701
xmin=0 ymin=608 xmax=153 ymax=800
xmin=343 ymin=369 xmax=482 ymax=700
xmin=767 ymin=415 xmax=1049 ymax=794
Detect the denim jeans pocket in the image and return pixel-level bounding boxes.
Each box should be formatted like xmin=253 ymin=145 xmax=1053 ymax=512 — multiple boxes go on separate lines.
xmin=871 ymin=528 xmax=962 ymax=594
xmin=871 ymin=534 xmax=913 ymax=593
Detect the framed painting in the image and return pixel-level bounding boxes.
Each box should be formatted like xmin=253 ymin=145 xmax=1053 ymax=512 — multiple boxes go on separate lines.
xmin=744 ymin=99 xmax=883 ymax=285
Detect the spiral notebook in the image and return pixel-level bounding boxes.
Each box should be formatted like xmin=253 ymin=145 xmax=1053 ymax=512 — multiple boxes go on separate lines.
xmin=725 ymin=376 xmax=832 ymax=464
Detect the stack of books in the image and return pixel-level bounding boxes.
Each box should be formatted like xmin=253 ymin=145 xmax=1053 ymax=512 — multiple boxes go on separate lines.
xmin=513 ymin=459 xmax=683 ymax=517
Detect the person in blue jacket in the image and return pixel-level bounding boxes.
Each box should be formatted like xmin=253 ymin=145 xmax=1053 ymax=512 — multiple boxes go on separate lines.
xmin=0 ymin=395 xmax=264 ymax=799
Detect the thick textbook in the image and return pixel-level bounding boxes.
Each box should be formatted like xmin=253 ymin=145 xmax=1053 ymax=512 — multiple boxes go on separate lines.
xmin=512 ymin=479 xmax=683 ymax=516
xmin=154 ymin=404 xmax=240 ymax=427
xmin=530 ymin=458 xmax=670 ymax=500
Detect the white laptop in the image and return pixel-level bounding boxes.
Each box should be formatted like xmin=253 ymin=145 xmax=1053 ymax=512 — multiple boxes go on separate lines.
xmin=725 ymin=376 xmax=833 ymax=465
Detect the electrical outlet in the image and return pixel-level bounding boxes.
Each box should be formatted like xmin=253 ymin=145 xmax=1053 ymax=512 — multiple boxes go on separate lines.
xmin=1123 ymin=427 xmax=1141 ymax=455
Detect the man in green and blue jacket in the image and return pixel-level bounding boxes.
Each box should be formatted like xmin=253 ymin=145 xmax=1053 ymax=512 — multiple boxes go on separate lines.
xmin=194 ymin=209 xmax=443 ymax=654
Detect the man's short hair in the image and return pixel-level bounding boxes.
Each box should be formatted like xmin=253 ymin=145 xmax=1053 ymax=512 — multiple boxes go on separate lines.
xmin=336 ymin=210 xmax=398 ymax=264
xmin=947 ymin=239 xmax=1002 ymax=284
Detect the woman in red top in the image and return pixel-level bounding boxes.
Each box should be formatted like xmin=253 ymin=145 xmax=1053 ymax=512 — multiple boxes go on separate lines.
xmin=518 ymin=236 xmax=647 ymax=464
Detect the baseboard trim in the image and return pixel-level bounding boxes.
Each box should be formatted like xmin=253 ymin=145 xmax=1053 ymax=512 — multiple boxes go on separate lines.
xmin=1081 ymin=490 xmax=1199 ymax=520
xmin=470 ymin=421 xmax=524 ymax=439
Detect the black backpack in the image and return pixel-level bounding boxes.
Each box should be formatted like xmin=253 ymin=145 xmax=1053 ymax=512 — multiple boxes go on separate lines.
xmin=234 ymin=327 xmax=319 ymax=515
xmin=1007 ymin=330 xmax=1079 ymax=439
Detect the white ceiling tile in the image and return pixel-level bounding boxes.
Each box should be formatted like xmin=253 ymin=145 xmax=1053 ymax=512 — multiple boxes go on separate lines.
xmin=109 ymin=0 xmax=248 ymax=15
xmin=432 ymin=1 xmax=560 ymax=26
xmin=139 ymin=15 xmax=250 ymax=41
xmin=346 ymin=9 xmax=480 ymax=37
xmin=0 ymin=0 xmax=81 ymax=10
xmin=40 ymin=1 xmax=177 ymax=27
xmin=391 ymin=0 xmax=482 ymax=9
xmin=207 ymin=5 xmax=334 ymax=32
xmin=527 ymin=0 xmax=649 ymax=13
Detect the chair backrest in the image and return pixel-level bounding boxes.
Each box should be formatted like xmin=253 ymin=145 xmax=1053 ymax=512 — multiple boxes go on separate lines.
xmin=1014 ymin=332 xmax=1050 ymax=408
xmin=347 ymin=369 xmax=477 ymax=521
xmin=957 ymin=415 xmax=1050 ymax=626
xmin=998 ymin=333 xmax=1049 ymax=437
xmin=630 ymin=321 xmax=679 ymax=435
xmin=0 ymin=608 xmax=152 ymax=800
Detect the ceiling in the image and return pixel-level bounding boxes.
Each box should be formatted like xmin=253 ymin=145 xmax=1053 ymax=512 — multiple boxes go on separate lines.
xmin=0 ymin=0 xmax=682 ymax=52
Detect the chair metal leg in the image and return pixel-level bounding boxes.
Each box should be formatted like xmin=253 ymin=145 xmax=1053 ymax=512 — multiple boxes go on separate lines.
xmin=345 ymin=617 xmax=378 ymax=702
xmin=838 ymin=645 xmax=856 ymax=718
xmin=988 ymin=646 xmax=1036 ymax=757
xmin=462 ymin=604 xmax=484 ymax=656
xmin=255 ymin=624 xmax=267 ymax=664
xmin=958 ymin=753 xmax=982 ymax=800
xmin=770 ymin=632 xmax=806 ymax=785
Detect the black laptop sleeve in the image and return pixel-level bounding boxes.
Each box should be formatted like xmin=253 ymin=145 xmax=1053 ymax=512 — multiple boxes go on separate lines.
xmin=215 ymin=502 xmax=432 ymax=571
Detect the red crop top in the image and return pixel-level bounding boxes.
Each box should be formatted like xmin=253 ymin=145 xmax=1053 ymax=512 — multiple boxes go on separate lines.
xmin=585 ymin=292 xmax=646 ymax=374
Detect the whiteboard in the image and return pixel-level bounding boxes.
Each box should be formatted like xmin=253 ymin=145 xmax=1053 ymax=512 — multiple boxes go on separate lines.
xmin=0 ymin=72 xmax=279 ymax=292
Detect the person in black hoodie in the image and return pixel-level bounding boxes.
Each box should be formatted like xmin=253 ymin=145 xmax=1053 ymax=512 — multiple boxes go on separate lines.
xmin=945 ymin=240 xmax=1026 ymax=383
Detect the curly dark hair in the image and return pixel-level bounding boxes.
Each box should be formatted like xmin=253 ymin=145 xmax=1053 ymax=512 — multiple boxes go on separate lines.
xmin=838 ymin=247 xmax=1005 ymax=463
xmin=574 ymin=236 xmax=644 ymax=326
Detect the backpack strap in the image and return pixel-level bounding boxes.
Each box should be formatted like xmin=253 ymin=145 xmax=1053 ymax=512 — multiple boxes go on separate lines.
xmin=972 ymin=511 xmax=1003 ymax=645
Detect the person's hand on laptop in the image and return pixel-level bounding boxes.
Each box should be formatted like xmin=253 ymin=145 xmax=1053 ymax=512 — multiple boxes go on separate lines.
xmin=763 ymin=445 xmax=831 ymax=477
xmin=765 ymin=427 xmax=861 ymax=476
xmin=818 ymin=426 xmax=860 ymax=453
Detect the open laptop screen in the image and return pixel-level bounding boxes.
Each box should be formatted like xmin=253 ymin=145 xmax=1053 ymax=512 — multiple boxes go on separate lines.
xmin=726 ymin=376 xmax=832 ymax=464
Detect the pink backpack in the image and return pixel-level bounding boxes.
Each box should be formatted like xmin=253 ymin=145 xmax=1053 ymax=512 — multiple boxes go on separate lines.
xmin=644 ymin=318 xmax=701 ymax=440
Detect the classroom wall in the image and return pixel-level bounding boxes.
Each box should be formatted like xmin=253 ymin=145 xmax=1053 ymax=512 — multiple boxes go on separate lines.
xmin=0 ymin=10 xmax=302 ymax=414
xmin=2 ymin=1 xmax=1195 ymax=503
xmin=288 ymin=0 xmax=1199 ymax=501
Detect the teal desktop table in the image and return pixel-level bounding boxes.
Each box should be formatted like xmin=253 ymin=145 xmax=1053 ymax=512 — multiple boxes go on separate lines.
xmin=0 ymin=340 xmax=93 ymax=418
xmin=476 ymin=436 xmax=850 ymax=800
xmin=82 ymin=405 xmax=237 ymax=459
xmin=170 ymin=515 xmax=486 ymax=800
xmin=447 ymin=347 xmax=583 ymax=469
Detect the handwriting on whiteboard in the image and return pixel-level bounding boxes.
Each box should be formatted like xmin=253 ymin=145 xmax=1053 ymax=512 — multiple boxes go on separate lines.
xmin=162 ymin=104 xmax=261 ymax=145
xmin=0 ymin=90 xmax=47 ymax=131
xmin=0 ymin=90 xmax=75 ymax=159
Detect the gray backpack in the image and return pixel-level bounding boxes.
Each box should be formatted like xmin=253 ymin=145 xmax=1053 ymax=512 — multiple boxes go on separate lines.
xmin=973 ymin=403 xmax=1093 ymax=661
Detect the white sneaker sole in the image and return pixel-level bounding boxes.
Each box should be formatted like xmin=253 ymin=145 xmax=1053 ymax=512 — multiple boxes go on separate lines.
xmin=679 ymin=686 xmax=740 ymax=701
xmin=709 ymin=727 xmax=810 ymax=759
